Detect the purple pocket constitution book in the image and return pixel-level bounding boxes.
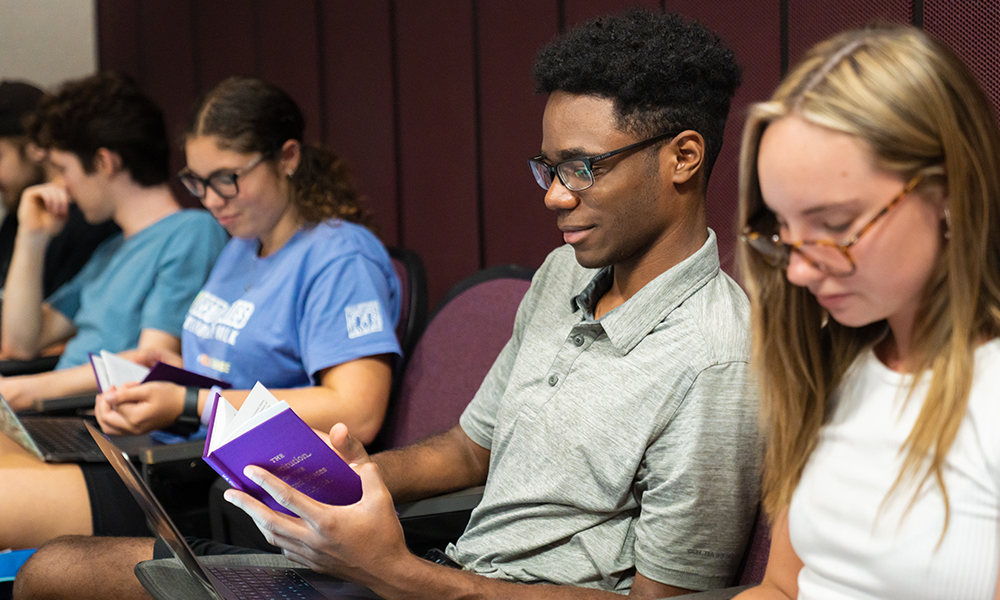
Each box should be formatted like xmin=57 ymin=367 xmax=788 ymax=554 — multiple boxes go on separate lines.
xmin=202 ymin=383 xmax=362 ymax=516
xmin=89 ymin=350 xmax=231 ymax=393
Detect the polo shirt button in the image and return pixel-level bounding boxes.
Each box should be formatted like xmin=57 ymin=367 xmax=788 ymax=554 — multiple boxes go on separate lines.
xmin=573 ymin=335 xmax=584 ymax=347
xmin=548 ymin=374 xmax=559 ymax=386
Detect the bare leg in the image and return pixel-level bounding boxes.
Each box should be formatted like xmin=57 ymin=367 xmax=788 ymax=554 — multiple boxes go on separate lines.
xmin=0 ymin=434 xmax=91 ymax=549
xmin=13 ymin=536 xmax=155 ymax=600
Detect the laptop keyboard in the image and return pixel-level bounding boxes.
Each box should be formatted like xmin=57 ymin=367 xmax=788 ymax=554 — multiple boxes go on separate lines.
xmin=208 ymin=566 xmax=327 ymax=600
xmin=22 ymin=418 xmax=103 ymax=458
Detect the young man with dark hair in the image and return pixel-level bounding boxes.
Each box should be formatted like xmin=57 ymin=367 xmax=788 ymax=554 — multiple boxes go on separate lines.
xmin=0 ymin=80 xmax=118 ymax=307
xmin=17 ymin=10 xmax=758 ymax=600
xmin=0 ymin=73 xmax=228 ymax=409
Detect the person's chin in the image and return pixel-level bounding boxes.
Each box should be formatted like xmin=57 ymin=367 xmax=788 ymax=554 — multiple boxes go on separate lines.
xmin=570 ymin=245 xmax=611 ymax=270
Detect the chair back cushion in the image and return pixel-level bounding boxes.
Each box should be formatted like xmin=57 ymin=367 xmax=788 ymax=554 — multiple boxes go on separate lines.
xmin=379 ymin=267 xmax=532 ymax=449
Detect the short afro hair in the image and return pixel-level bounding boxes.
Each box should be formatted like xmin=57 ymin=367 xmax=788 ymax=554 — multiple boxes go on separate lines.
xmin=533 ymin=9 xmax=741 ymax=181
xmin=25 ymin=72 xmax=170 ymax=187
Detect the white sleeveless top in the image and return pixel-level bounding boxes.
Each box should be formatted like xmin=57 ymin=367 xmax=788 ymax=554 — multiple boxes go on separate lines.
xmin=790 ymin=340 xmax=1000 ymax=599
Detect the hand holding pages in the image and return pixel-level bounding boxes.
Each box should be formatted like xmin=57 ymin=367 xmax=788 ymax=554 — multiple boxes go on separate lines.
xmin=203 ymin=382 xmax=362 ymax=516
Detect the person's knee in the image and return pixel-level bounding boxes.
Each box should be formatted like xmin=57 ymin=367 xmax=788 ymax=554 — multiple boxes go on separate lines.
xmin=13 ymin=535 xmax=155 ymax=600
xmin=11 ymin=536 xmax=77 ymax=600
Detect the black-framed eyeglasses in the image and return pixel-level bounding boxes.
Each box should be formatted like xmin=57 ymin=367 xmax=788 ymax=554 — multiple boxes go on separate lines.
xmin=742 ymin=172 xmax=925 ymax=276
xmin=527 ymin=131 xmax=677 ymax=192
xmin=177 ymin=154 xmax=265 ymax=201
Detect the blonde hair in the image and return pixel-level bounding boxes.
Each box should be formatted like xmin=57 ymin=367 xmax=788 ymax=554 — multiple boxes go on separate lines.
xmin=737 ymin=25 xmax=1000 ymax=523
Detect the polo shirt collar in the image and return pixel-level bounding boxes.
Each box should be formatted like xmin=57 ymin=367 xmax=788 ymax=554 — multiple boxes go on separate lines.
xmin=571 ymin=229 xmax=721 ymax=355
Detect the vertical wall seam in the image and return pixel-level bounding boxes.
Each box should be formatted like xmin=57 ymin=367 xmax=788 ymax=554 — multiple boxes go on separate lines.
xmin=472 ymin=0 xmax=486 ymax=268
xmin=315 ymin=0 xmax=329 ymax=143
xmin=136 ymin=0 xmax=146 ymax=87
xmin=253 ymin=0 xmax=263 ymax=76
xmin=780 ymin=0 xmax=789 ymax=75
xmin=189 ymin=0 xmax=202 ymax=93
xmin=912 ymin=0 xmax=924 ymax=28
xmin=389 ymin=0 xmax=405 ymax=246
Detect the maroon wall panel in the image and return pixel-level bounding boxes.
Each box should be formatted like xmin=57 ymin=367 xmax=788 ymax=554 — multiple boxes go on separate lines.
xmin=97 ymin=0 xmax=141 ymax=80
xmin=478 ymin=0 xmax=562 ymax=270
xmin=192 ymin=0 xmax=257 ymax=92
xmin=564 ymin=0 xmax=662 ymax=27
xmin=787 ymin=0 xmax=912 ymax=67
xmin=924 ymin=0 xmax=1000 ymax=118
xmin=320 ymin=1 xmax=399 ymax=245
xmin=259 ymin=1 xmax=324 ymax=145
xmin=138 ymin=0 xmax=197 ymax=179
xmin=667 ymin=2 xmax=783 ymax=276
xmin=395 ymin=1 xmax=480 ymax=305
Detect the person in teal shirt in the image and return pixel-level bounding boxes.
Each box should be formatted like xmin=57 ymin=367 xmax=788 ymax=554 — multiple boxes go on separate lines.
xmin=0 ymin=72 xmax=227 ymax=409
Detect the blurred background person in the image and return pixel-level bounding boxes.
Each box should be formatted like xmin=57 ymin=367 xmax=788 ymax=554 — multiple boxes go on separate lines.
xmin=0 ymin=80 xmax=118 ymax=322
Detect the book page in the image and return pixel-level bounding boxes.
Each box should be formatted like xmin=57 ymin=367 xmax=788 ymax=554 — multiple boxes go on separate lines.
xmin=222 ymin=382 xmax=280 ymax=442
xmin=207 ymin=393 xmax=238 ymax=454
xmin=100 ymin=350 xmax=150 ymax=388
xmin=89 ymin=354 xmax=111 ymax=392
xmin=223 ymin=401 xmax=289 ymax=444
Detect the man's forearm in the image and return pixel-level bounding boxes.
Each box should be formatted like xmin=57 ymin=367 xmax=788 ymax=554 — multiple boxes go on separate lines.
xmin=373 ymin=426 xmax=490 ymax=504
xmin=1 ymin=231 xmax=50 ymax=357
xmin=361 ymin=553 xmax=623 ymax=600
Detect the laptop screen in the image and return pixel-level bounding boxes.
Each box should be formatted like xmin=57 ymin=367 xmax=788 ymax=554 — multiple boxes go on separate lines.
xmin=84 ymin=421 xmax=223 ymax=600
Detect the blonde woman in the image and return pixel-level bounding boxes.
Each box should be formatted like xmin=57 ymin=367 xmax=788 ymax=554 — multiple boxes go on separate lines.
xmin=736 ymin=26 xmax=1000 ymax=599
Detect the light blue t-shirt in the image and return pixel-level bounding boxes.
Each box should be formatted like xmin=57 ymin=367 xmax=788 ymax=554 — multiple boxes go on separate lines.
xmin=181 ymin=219 xmax=401 ymax=390
xmin=48 ymin=210 xmax=229 ymax=368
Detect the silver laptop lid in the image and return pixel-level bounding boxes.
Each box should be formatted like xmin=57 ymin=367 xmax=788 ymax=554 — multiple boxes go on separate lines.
xmin=84 ymin=421 xmax=223 ymax=600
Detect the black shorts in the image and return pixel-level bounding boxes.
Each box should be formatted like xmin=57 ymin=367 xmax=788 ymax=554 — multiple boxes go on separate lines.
xmin=80 ymin=462 xmax=149 ymax=537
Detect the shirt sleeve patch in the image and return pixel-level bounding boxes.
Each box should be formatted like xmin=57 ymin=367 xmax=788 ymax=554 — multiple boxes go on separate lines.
xmin=345 ymin=300 xmax=384 ymax=339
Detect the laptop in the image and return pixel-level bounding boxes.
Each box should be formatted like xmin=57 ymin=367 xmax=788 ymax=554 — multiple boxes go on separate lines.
xmin=85 ymin=422 xmax=381 ymax=600
xmin=0 ymin=394 xmax=106 ymax=462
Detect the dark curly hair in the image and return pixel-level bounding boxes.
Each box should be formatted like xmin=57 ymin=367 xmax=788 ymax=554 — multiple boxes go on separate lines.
xmin=24 ymin=72 xmax=170 ymax=186
xmin=186 ymin=76 xmax=371 ymax=229
xmin=533 ymin=9 xmax=741 ymax=181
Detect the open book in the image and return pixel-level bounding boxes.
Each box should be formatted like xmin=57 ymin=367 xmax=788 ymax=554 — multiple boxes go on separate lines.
xmin=89 ymin=350 xmax=231 ymax=393
xmin=203 ymin=383 xmax=362 ymax=515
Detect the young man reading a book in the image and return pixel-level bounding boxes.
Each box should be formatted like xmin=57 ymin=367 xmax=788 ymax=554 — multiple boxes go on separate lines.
xmin=0 ymin=72 xmax=227 ymax=410
xmin=16 ymin=10 xmax=759 ymax=599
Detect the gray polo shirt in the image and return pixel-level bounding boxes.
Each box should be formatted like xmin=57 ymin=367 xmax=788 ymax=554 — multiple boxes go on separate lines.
xmin=447 ymin=230 xmax=760 ymax=593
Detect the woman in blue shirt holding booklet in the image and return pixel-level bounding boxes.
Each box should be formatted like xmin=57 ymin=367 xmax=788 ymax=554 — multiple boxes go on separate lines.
xmin=0 ymin=76 xmax=401 ymax=550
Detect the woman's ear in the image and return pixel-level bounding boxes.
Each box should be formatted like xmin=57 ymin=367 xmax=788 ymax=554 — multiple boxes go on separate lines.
xmin=280 ymin=139 xmax=302 ymax=177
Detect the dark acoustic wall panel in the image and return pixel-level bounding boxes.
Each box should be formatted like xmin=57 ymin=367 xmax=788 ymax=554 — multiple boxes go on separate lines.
xmin=319 ymin=2 xmax=399 ymax=245
xmin=259 ymin=2 xmax=324 ymax=145
xmin=667 ymin=1 xmax=783 ymax=276
xmin=97 ymin=0 xmax=141 ymax=79
xmin=395 ymin=1 xmax=480 ymax=305
xmin=478 ymin=0 xmax=562 ymax=270
xmin=139 ymin=0 xmax=197 ymax=187
xmin=924 ymin=0 xmax=1000 ymax=118
xmin=564 ymin=0 xmax=662 ymax=27
xmin=192 ymin=1 xmax=257 ymax=92
xmin=787 ymin=0 xmax=912 ymax=67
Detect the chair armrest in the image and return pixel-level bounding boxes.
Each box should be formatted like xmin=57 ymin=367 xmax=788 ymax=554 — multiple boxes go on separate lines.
xmin=395 ymin=486 xmax=483 ymax=555
xmin=395 ymin=485 xmax=484 ymax=520
xmin=123 ymin=439 xmax=206 ymax=465
xmin=665 ymin=585 xmax=754 ymax=600
xmin=31 ymin=393 xmax=97 ymax=414
xmin=0 ymin=355 xmax=60 ymax=376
